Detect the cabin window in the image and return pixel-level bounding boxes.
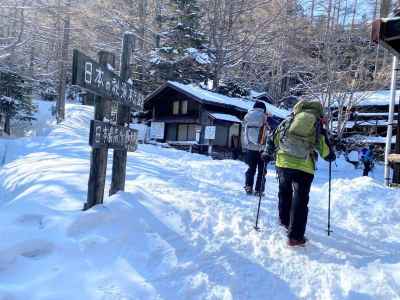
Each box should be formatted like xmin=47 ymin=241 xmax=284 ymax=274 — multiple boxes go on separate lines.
xmin=172 ymin=101 xmax=179 ymax=115
xmin=181 ymin=100 xmax=188 ymax=114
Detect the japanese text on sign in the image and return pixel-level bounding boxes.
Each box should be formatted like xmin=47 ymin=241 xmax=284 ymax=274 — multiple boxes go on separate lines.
xmin=89 ymin=120 xmax=138 ymax=152
xmin=72 ymin=50 xmax=144 ymax=111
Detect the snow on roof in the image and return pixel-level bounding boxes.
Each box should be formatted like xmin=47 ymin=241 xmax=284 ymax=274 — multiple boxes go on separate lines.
xmin=331 ymin=90 xmax=400 ymax=107
xmin=332 ymin=121 xmax=356 ymax=129
xmin=355 ymin=112 xmax=393 ymax=117
xmin=357 ymin=119 xmax=397 ymax=127
xmin=332 ymin=119 xmax=398 ymax=130
xmin=349 ymin=135 xmax=396 ymax=144
xmin=249 ymin=90 xmax=267 ymax=98
xmin=168 ymin=81 xmax=289 ymax=119
xmin=208 ymin=112 xmax=241 ymax=123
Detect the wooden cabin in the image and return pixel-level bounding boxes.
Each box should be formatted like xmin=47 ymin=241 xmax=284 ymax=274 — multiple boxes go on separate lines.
xmin=333 ymin=90 xmax=399 ymax=148
xmin=144 ymin=81 xmax=289 ymax=157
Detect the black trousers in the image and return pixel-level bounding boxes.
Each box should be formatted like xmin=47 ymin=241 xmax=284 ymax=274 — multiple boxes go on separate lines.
xmin=277 ymin=167 xmax=314 ymax=240
xmin=363 ymin=161 xmax=372 ymax=176
xmin=245 ymin=150 xmax=266 ymax=192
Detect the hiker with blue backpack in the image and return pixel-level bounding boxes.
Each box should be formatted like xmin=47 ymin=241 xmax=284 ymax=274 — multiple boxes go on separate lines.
xmin=263 ymin=100 xmax=336 ymax=247
xmin=360 ymin=145 xmax=375 ymax=176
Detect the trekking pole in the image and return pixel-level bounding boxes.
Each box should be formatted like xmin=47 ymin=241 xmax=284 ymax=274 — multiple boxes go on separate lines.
xmin=327 ymin=160 xmax=333 ymax=236
xmin=254 ymin=162 xmax=267 ymax=231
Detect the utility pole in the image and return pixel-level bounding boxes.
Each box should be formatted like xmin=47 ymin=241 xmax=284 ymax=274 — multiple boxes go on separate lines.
xmin=110 ymin=33 xmax=135 ymax=196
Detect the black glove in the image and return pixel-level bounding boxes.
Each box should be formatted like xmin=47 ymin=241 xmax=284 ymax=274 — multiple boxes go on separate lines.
xmin=261 ymin=151 xmax=273 ymax=163
xmin=325 ymin=149 xmax=336 ymax=162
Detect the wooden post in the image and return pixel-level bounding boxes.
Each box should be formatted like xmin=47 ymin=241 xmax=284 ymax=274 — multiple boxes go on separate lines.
xmin=110 ymin=33 xmax=135 ymax=196
xmin=84 ymin=51 xmax=115 ymax=210
xmin=384 ymin=56 xmax=398 ymax=186
xmin=393 ymin=99 xmax=400 ymax=183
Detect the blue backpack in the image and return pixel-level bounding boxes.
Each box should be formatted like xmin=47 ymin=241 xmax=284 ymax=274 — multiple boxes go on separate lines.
xmin=360 ymin=148 xmax=373 ymax=163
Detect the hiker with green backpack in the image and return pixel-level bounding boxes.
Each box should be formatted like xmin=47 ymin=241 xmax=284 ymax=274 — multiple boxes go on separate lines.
xmin=263 ymin=100 xmax=336 ymax=247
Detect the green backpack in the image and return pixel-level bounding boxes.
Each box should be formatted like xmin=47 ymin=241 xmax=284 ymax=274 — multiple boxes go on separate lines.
xmin=277 ymin=100 xmax=324 ymax=159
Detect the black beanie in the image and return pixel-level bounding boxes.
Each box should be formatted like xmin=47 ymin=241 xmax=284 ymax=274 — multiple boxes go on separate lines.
xmin=253 ymin=101 xmax=266 ymax=113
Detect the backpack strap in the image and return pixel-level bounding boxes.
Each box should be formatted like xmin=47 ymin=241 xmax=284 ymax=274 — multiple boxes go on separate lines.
xmin=278 ymin=114 xmax=294 ymax=146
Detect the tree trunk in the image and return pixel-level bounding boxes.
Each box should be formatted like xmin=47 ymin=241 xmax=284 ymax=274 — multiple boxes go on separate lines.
xmin=351 ymin=0 xmax=358 ymax=31
xmin=56 ymin=0 xmax=71 ymax=123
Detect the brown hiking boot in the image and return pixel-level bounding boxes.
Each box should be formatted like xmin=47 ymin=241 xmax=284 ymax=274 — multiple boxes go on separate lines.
xmin=287 ymin=237 xmax=307 ymax=247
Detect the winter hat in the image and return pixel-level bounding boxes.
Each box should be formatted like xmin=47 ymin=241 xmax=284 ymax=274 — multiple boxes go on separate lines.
xmin=253 ymin=101 xmax=266 ymax=113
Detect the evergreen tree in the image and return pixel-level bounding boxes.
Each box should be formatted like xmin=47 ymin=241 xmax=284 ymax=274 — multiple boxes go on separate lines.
xmin=215 ymin=78 xmax=250 ymax=98
xmin=149 ymin=0 xmax=211 ymax=86
xmin=0 ymin=70 xmax=36 ymax=134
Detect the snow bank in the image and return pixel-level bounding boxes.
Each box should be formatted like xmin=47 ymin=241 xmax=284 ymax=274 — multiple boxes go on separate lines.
xmin=0 ymin=102 xmax=400 ymax=299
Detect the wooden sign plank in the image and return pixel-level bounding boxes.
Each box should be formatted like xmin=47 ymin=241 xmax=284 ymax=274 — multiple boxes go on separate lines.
xmin=89 ymin=120 xmax=138 ymax=152
xmin=72 ymin=49 xmax=144 ymax=111
xmin=389 ymin=154 xmax=400 ymax=163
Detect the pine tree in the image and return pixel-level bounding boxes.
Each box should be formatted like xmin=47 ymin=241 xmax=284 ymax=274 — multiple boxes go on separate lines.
xmin=149 ymin=0 xmax=211 ymax=86
xmin=165 ymin=0 xmax=205 ymax=51
xmin=0 ymin=70 xmax=36 ymax=134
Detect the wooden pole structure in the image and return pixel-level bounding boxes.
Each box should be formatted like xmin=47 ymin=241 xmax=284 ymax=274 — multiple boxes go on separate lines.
xmin=393 ymin=97 xmax=400 ymax=183
xmin=384 ymin=56 xmax=398 ymax=186
xmin=110 ymin=33 xmax=135 ymax=196
xmin=84 ymin=51 xmax=115 ymax=210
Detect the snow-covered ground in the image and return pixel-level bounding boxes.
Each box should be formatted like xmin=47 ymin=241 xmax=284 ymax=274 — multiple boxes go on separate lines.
xmin=0 ymin=102 xmax=400 ymax=300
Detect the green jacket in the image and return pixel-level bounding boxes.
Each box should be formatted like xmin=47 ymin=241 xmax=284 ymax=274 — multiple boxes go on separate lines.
xmin=273 ymin=130 xmax=331 ymax=175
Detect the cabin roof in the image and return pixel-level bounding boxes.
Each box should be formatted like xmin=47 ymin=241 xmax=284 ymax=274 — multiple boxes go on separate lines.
xmin=208 ymin=112 xmax=241 ymax=123
xmin=331 ymin=89 xmax=400 ymax=108
xmin=145 ymin=81 xmax=289 ymax=119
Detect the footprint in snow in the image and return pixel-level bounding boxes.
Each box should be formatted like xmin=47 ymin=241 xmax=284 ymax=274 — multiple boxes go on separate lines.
xmin=15 ymin=214 xmax=45 ymax=229
xmin=0 ymin=239 xmax=54 ymax=270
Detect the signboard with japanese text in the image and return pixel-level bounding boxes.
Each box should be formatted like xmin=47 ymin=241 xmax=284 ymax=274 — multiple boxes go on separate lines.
xmin=205 ymin=126 xmax=216 ymax=140
xmin=150 ymin=122 xmax=165 ymax=139
xmin=89 ymin=120 xmax=138 ymax=152
xmin=72 ymin=50 xmax=144 ymax=111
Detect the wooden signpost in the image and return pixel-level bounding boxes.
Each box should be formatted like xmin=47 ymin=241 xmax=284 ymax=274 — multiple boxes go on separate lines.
xmin=89 ymin=120 xmax=138 ymax=152
xmin=110 ymin=33 xmax=136 ymax=196
xmin=72 ymin=33 xmax=143 ymax=210
xmin=72 ymin=49 xmax=144 ymax=111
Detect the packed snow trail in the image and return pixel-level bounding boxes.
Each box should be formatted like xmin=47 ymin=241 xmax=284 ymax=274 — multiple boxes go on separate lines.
xmin=0 ymin=103 xmax=400 ymax=300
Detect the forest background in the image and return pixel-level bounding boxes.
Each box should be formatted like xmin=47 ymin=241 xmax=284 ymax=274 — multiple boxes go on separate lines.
xmin=0 ymin=0 xmax=398 ymax=134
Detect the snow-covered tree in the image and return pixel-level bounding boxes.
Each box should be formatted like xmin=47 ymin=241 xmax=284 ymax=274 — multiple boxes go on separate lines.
xmin=149 ymin=0 xmax=211 ymax=86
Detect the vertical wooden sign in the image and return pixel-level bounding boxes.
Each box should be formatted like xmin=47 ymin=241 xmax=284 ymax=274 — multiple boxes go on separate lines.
xmin=84 ymin=51 xmax=115 ymax=210
xmin=110 ymin=33 xmax=135 ymax=196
